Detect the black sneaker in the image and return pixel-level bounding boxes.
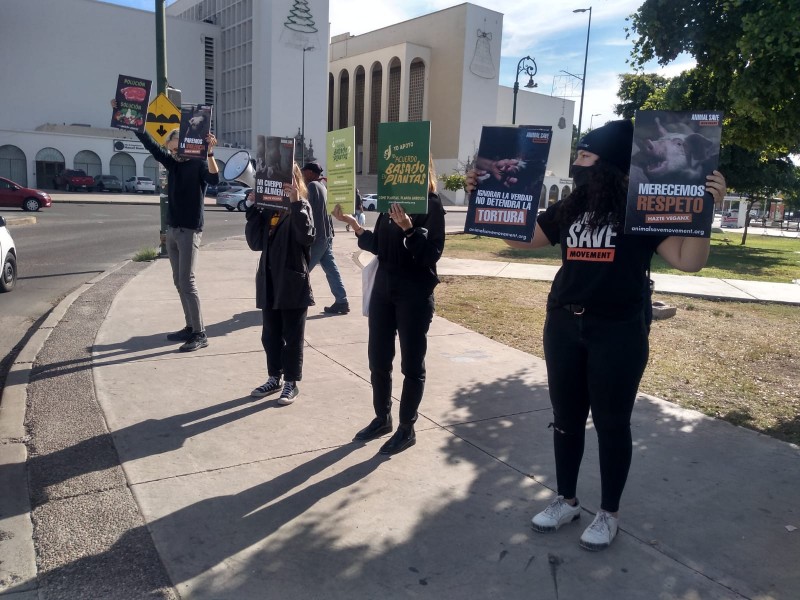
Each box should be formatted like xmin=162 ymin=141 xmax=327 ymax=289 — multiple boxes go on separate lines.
xmin=167 ymin=326 xmax=193 ymax=341
xmin=277 ymin=381 xmax=299 ymax=405
xmin=179 ymin=331 xmax=208 ymax=352
xmin=251 ymin=376 xmax=282 ymax=398
xmin=323 ymin=302 xmax=350 ymax=315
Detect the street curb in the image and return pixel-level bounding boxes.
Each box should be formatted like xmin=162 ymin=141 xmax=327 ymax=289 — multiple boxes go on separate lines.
xmin=2 ymin=216 xmax=37 ymax=227
xmin=0 ymin=260 xmax=132 ymax=596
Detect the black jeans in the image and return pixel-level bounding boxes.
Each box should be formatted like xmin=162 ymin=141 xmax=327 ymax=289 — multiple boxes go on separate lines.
xmin=367 ymin=269 xmax=435 ymax=425
xmin=261 ymin=306 xmax=307 ymax=382
xmin=543 ymin=307 xmax=649 ymax=513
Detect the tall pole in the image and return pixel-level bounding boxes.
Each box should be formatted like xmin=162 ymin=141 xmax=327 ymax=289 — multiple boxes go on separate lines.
xmin=155 ymin=0 xmax=168 ymax=256
xmin=301 ymin=45 xmax=314 ymax=165
xmin=512 ymin=55 xmax=537 ymax=125
xmin=573 ymin=7 xmax=592 ymax=148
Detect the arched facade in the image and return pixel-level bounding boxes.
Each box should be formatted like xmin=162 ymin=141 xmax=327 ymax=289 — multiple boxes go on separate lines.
xmin=74 ymin=150 xmax=101 ymax=177
xmin=0 ymin=145 xmax=27 ymax=185
xmin=110 ymin=152 xmax=136 ymax=183
xmin=35 ymin=147 xmax=65 ymax=189
xmin=328 ymin=43 xmax=431 ymax=175
xmin=144 ymin=156 xmax=159 ymax=189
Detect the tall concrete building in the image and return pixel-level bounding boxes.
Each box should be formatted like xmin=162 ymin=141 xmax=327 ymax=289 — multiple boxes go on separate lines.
xmin=0 ymin=0 xmax=573 ymax=205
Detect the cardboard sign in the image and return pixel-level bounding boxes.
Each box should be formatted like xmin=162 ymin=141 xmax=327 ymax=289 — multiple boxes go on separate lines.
xmin=625 ymin=110 xmax=723 ymax=238
xmin=465 ymin=125 xmax=552 ymax=243
xmin=111 ymin=74 xmax=151 ymax=133
xmin=254 ymin=135 xmax=295 ymax=211
xmin=326 ymin=126 xmax=356 ymax=214
xmin=377 ymin=121 xmax=431 ymax=213
xmin=178 ymin=104 xmax=213 ymax=159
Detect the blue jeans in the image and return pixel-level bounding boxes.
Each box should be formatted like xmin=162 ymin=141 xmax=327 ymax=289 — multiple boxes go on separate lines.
xmin=309 ymin=237 xmax=347 ymax=304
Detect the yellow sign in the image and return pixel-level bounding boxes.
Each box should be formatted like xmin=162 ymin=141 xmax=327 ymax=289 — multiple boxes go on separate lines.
xmin=145 ymin=93 xmax=180 ymax=145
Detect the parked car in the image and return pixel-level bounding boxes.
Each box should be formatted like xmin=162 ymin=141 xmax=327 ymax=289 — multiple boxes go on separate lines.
xmin=362 ymin=193 xmax=378 ymax=211
xmin=0 ymin=215 xmax=17 ymax=292
xmin=0 ymin=177 xmax=52 ymax=211
xmin=124 ymin=176 xmax=156 ymax=194
xmin=216 ymin=187 xmax=252 ymax=212
xmin=206 ymin=181 xmax=236 ymax=197
xmin=93 ymin=174 xmax=123 ymax=193
xmin=54 ymin=169 xmax=94 ymax=191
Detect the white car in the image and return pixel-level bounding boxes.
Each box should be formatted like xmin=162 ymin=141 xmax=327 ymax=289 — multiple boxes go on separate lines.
xmin=216 ymin=187 xmax=252 ymax=212
xmin=124 ymin=176 xmax=156 ymax=194
xmin=0 ymin=216 xmax=17 ymax=292
xmin=362 ymin=193 xmax=378 ymax=211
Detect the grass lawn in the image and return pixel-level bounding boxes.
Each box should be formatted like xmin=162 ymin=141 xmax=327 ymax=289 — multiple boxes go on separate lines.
xmin=444 ymin=230 xmax=800 ymax=282
xmin=435 ymin=277 xmax=800 ymax=445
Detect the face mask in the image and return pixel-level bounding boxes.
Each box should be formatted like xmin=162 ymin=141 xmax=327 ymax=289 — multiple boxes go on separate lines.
xmin=570 ymin=164 xmax=595 ymax=188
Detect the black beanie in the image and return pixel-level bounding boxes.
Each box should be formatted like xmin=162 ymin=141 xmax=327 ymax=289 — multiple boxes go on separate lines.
xmin=577 ymin=119 xmax=634 ymax=174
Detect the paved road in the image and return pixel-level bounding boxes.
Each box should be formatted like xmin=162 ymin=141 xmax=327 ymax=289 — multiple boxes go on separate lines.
xmin=0 ymin=201 xmax=465 ymax=396
xmin=0 ymin=203 xmax=247 ymax=394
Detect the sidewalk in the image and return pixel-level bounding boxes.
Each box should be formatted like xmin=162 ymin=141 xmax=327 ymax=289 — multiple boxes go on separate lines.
xmin=1 ymin=231 xmax=798 ymax=599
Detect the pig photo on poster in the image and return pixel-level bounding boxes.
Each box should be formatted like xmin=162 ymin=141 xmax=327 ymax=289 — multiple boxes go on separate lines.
xmin=625 ymin=110 xmax=723 ymax=238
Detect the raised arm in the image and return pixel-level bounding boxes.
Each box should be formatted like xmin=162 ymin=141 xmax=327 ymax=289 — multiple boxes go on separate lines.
xmin=656 ymin=171 xmax=727 ymax=272
xmin=465 ymin=168 xmax=551 ymax=250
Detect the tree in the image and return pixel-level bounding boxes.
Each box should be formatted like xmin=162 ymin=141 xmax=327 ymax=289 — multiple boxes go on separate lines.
xmin=628 ymin=0 xmax=800 ymax=156
xmin=719 ymin=147 xmax=798 ymax=244
xmin=615 ymin=73 xmax=668 ymax=119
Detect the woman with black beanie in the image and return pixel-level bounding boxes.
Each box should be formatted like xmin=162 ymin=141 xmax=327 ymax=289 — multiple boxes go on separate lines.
xmin=467 ymin=120 xmax=726 ymax=551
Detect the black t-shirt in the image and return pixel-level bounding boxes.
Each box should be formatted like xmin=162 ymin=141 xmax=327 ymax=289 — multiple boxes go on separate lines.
xmin=537 ymin=203 xmax=666 ymax=317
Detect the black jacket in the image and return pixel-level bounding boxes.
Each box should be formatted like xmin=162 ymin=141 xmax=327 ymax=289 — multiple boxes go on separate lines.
xmin=135 ymin=130 xmax=218 ymax=231
xmin=245 ymin=200 xmax=316 ymax=310
xmin=357 ymin=193 xmax=446 ymax=297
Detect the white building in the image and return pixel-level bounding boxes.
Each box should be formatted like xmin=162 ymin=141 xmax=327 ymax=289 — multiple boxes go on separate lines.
xmin=0 ymin=0 xmax=573 ymax=205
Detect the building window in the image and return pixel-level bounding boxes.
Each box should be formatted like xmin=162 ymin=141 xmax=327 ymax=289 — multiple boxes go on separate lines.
xmin=409 ymin=59 xmax=425 ymax=122
xmin=354 ymin=67 xmax=365 ymax=145
xmin=369 ymin=63 xmax=383 ymax=173
xmin=338 ymin=70 xmax=349 ymax=129
xmin=328 ymin=73 xmax=334 ymax=132
xmin=388 ymin=59 xmax=401 ymax=122
xmin=74 ymin=150 xmax=101 ymax=177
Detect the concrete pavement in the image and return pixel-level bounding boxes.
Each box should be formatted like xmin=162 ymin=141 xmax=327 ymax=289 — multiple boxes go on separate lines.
xmin=1 ymin=227 xmax=799 ymax=599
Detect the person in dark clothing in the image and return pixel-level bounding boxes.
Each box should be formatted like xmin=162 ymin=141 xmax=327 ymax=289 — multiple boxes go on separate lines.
xmin=466 ymin=120 xmax=727 ymax=550
xmin=301 ymin=161 xmax=350 ymax=315
xmin=245 ymin=164 xmax=316 ymax=405
xmin=115 ymin=96 xmax=219 ymax=352
xmin=332 ymin=165 xmax=446 ymax=455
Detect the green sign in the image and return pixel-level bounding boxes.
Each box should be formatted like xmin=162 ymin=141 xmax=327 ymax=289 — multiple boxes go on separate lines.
xmin=377 ymin=121 xmax=431 ymax=213
xmin=326 ymin=126 xmax=356 ymax=214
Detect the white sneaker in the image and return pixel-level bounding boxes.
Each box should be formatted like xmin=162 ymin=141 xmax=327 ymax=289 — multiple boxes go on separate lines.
xmin=531 ymin=496 xmax=581 ymax=533
xmin=579 ymin=511 xmax=619 ymax=551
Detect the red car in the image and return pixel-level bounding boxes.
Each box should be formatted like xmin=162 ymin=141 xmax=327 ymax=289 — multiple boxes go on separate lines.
xmin=54 ymin=169 xmax=94 ymax=191
xmin=0 ymin=177 xmax=52 ymax=211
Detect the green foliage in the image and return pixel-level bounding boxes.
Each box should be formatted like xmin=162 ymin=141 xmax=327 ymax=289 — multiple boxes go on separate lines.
xmin=628 ymin=0 xmax=800 ymax=156
xmin=440 ymin=172 xmax=467 ymax=192
xmin=133 ymin=247 xmax=159 ymax=262
xmin=615 ymin=73 xmax=668 ymax=119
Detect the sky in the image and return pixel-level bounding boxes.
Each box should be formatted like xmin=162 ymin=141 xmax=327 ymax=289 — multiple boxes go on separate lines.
xmin=104 ymin=0 xmax=695 ymax=132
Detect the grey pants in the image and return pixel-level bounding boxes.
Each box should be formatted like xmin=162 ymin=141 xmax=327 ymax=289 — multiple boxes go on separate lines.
xmin=166 ymin=226 xmax=204 ymax=333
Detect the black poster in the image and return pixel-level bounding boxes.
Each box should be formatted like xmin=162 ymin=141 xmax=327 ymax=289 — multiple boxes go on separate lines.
xmin=254 ymin=135 xmax=296 ymax=211
xmin=465 ymin=125 xmax=552 ymax=243
xmin=111 ymin=74 xmax=151 ymax=132
xmin=178 ymin=104 xmax=213 ymax=159
xmin=625 ymin=110 xmax=723 ymax=238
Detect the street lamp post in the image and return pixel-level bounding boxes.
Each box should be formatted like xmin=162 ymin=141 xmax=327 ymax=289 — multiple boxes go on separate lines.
xmin=301 ymin=45 xmax=315 ymax=165
xmin=573 ymin=7 xmax=592 ymax=148
xmin=512 ymin=55 xmax=538 ymax=125
xmin=590 ymin=113 xmax=601 ymax=130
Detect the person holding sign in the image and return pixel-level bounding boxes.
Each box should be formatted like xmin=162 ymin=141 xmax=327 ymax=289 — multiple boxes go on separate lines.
xmin=244 ymin=164 xmax=315 ymax=405
xmin=112 ymin=99 xmax=219 ymax=352
xmin=332 ymin=164 xmax=445 ymax=455
xmin=466 ymin=120 xmax=727 ymax=550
